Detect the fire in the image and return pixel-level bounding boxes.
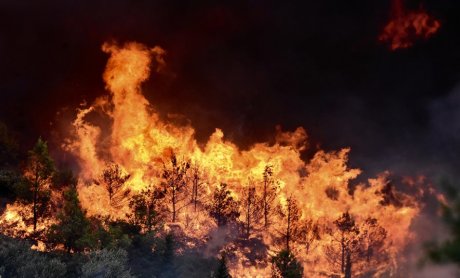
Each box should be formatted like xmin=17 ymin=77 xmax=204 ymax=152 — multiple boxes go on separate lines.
xmin=379 ymin=0 xmax=440 ymax=50
xmin=59 ymin=41 xmax=422 ymax=276
xmin=0 ymin=41 xmax=428 ymax=276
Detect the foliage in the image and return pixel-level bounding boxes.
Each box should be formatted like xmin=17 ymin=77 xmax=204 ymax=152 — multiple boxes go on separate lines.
xmin=0 ymin=235 xmax=66 ymax=278
xmin=88 ymin=218 xmax=136 ymax=250
xmin=52 ymin=168 xmax=78 ymax=190
xmin=262 ymin=165 xmax=279 ymax=228
xmin=209 ymin=183 xmax=240 ymax=227
xmin=98 ymin=163 xmax=131 ymax=209
xmin=81 ymin=248 xmax=133 ymax=278
xmin=129 ymin=185 xmax=163 ymax=233
xmin=271 ymin=249 xmax=303 ymax=278
xmin=0 ymin=121 xmax=20 ymax=167
xmin=240 ymin=183 xmax=262 ymax=239
xmin=23 ymin=137 xmax=55 ymax=232
xmin=426 ymin=179 xmax=460 ymax=264
xmin=190 ymin=163 xmax=206 ymax=212
xmin=162 ymin=154 xmax=190 ymax=222
xmin=277 ymin=196 xmax=301 ymax=251
xmin=325 ymin=212 xmax=387 ymax=277
xmin=0 ymin=168 xmax=26 ymax=200
xmin=213 ymin=253 xmax=232 ymax=278
xmin=47 ymin=186 xmax=93 ymax=252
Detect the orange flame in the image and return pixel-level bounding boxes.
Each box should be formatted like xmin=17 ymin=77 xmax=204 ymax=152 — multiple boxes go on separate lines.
xmin=60 ymin=41 xmax=423 ymax=275
xmin=379 ymin=0 xmax=440 ymax=50
xmin=0 ymin=41 xmax=428 ymax=275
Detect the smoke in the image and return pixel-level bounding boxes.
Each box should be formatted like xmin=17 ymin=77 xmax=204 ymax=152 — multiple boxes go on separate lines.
xmin=429 ymin=84 xmax=460 ymax=174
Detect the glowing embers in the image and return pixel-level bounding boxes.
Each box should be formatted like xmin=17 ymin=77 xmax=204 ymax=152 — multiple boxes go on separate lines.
xmin=379 ymin=0 xmax=440 ymax=50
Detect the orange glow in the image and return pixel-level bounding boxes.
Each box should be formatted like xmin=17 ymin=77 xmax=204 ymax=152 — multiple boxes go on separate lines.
xmin=1 ymin=41 xmax=430 ymax=275
xmin=379 ymin=0 xmax=440 ymax=50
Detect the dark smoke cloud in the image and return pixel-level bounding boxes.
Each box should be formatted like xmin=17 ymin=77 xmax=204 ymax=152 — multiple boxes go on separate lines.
xmin=0 ymin=0 xmax=459 ymax=182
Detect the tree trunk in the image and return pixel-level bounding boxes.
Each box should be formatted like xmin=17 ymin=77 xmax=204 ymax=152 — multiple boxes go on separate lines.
xmin=263 ymin=180 xmax=268 ymax=228
xmin=345 ymin=252 xmax=352 ymax=278
xmin=33 ymin=167 xmax=39 ymax=232
xmin=193 ymin=177 xmax=198 ymax=212
xmin=172 ymin=187 xmax=176 ymax=222
xmin=286 ymin=207 xmax=291 ymax=251
xmin=341 ymin=235 xmax=345 ymax=274
xmin=246 ymin=200 xmax=251 ymax=239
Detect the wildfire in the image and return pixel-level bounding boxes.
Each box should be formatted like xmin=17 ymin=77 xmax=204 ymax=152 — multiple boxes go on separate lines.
xmin=379 ymin=0 xmax=440 ymax=50
xmin=0 ymin=41 xmax=429 ymax=276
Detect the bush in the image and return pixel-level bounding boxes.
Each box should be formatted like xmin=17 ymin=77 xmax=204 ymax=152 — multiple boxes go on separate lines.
xmin=81 ymin=248 xmax=133 ymax=278
xmin=0 ymin=235 xmax=66 ymax=278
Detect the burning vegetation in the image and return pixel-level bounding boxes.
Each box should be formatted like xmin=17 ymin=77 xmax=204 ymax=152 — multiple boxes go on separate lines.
xmin=0 ymin=41 xmax=449 ymax=277
xmin=379 ymin=0 xmax=441 ymax=50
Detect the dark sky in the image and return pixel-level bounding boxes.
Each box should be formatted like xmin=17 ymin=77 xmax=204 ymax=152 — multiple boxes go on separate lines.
xmin=0 ymin=0 xmax=459 ymax=179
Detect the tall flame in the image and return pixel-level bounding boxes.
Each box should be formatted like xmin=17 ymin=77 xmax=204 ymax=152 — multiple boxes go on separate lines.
xmin=57 ymin=41 xmax=421 ymax=275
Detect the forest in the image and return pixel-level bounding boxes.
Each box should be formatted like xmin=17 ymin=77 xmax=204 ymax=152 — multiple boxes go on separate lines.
xmin=0 ymin=41 xmax=459 ymax=278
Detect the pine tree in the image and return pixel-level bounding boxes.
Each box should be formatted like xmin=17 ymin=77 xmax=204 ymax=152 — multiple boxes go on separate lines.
xmin=262 ymin=165 xmax=278 ymax=228
xmin=277 ymin=196 xmax=301 ymax=251
xmin=99 ymin=163 xmax=131 ymax=209
xmin=241 ymin=183 xmax=262 ymax=239
xmin=47 ymin=186 xmax=92 ymax=252
xmin=24 ymin=138 xmax=55 ymax=232
xmin=189 ymin=163 xmax=207 ymax=212
xmin=129 ymin=185 xmax=163 ymax=233
xmin=271 ymin=249 xmax=304 ymax=278
xmin=209 ymin=183 xmax=240 ymax=227
xmin=325 ymin=212 xmax=388 ymax=277
xmin=162 ymin=154 xmax=190 ymax=223
xmin=213 ymin=253 xmax=232 ymax=278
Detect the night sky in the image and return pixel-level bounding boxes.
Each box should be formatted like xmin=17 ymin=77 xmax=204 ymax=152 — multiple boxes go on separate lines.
xmin=0 ymin=0 xmax=459 ymax=180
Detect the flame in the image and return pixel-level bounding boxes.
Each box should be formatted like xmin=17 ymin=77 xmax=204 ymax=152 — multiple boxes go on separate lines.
xmin=0 ymin=202 xmax=56 ymax=240
xmin=1 ymin=41 xmax=427 ymax=275
xmin=379 ymin=0 xmax=440 ymax=50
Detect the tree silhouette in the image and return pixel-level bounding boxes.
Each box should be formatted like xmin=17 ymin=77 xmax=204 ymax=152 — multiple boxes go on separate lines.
xmin=213 ymin=253 xmax=232 ymax=278
xmin=24 ymin=138 xmax=55 ymax=232
xmin=240 ymin=182 xmax=262 ymax=239
xmin=129 ymin=185 xmax=163 ymax=233
xmin=271 ymin=249 xmax=303 ymax=278
xmin=209 ymin=183 xmax=240 ymax=227
xmin=298 ymin=219 xmax=321 ymax=255
xmin=99 ymin=163 xmax=130 ymax=209
xmin=190 ymin=163 xmax=206 ymax=212
xmin=47 ymin=186 xmax=92 ymax=252
xmin=326 ymin=212 xmax=388 ymax=278
xmin=426 ymin=180 xmax=460 ymax=266
xmin=262 ymin=165 xmax=278 ymax=228
xmin=162 ymin=154 xmax=190 ymax=222
xmin=277 ymin=196 xmax=301 ymax=251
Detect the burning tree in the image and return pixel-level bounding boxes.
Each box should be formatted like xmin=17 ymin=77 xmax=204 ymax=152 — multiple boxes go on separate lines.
xmin=240 ymin=182 xmax=262 ymax=239
xmin=4 ymin=41 xmax=421 ymax=277
xmin=277 ymin=196 xmax=301 ymax=251
xmin=47 ymin=186 xmax=92 ymax=253
xmin=190 ymin=163 xmax=206 ymax=212
xmin=328 ymin=212 xmax=359 ymax=278
xmin=23 ymin=138 xmax=55 ymax=232
xmin=261 ymin=165 xmax=278 ymax=228
xmin=359 ymin=217 xmax=388 ymax=273
xmin=98 ymin=163 xmax=131 ymax=209
xmin=209 ymin=183 xmax=240 ymax=227
xmin=325 ymin=212 xmax=388 ymax=277
xmin=297 ymin=219 xmax=321 ymax=256
xmin=162 ymin=154 xmax=190 ymax=223
xmin=128 ymin=185 xmax=164 ymax=233
xmin=271 ymin=249 xmax=304 ymax=278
